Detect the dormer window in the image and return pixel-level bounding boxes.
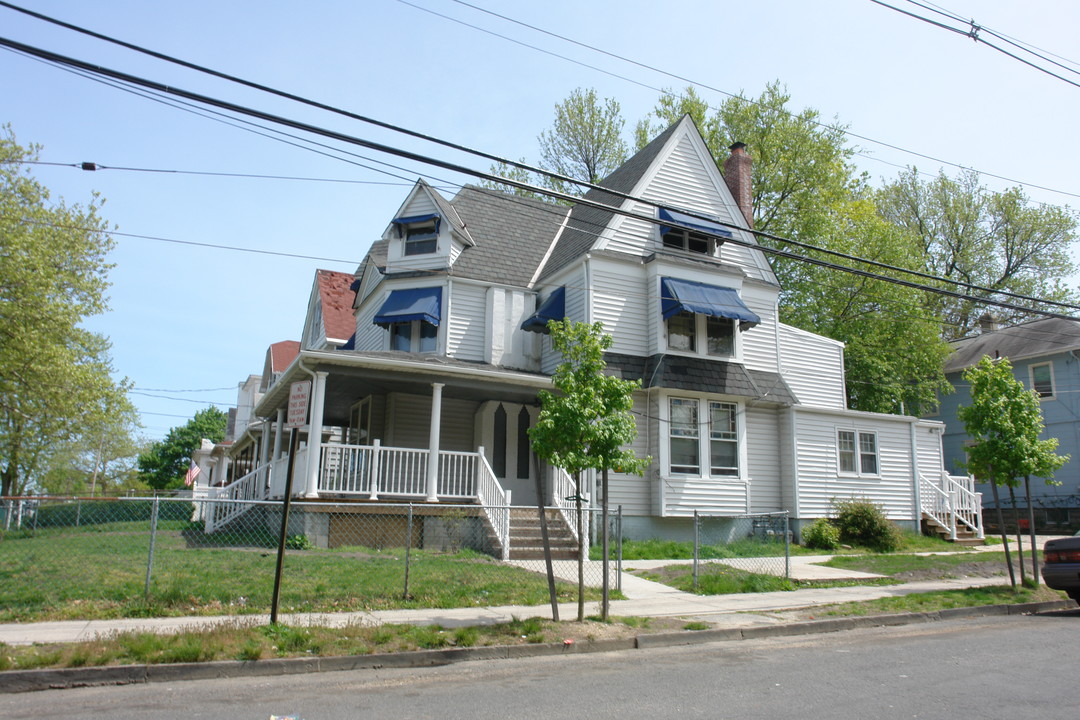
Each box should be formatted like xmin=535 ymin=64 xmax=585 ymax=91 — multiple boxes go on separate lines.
xmin=658 ymin=207 xmax=733 ymax=257
xmin=391 ymin=214 xmax=441 ymax=256
xmin=660 ymin=277 xmax=758 ymax=359
xmin=374 ymin=286 xmax=442 ymax=354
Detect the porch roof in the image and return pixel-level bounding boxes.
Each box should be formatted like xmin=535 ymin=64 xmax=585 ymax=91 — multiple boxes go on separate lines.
xmin=255 ymin=349 xmax=552 ymax=423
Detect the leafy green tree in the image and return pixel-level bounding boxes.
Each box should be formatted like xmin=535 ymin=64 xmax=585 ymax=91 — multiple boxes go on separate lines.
xmin=137 ymin=407 xmax=227 ymax=490
xmin=877 ymin=168 xmax=1079 ymax=339
xmin=483 ymin=88 xmax=628 ymax=200
xmin=958 ymin=356 xmax=1068 ymax=586
xmin=0 ymin=127 xmax=129 ymax=497
xmin=529 ymin=320 xmax=649 ymax=620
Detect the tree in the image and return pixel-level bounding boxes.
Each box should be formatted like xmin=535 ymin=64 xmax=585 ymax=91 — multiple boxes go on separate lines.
xmin=137 ymin=407 xmax=228 ymax=490
xmin=0 ymin=127 xmax=130 ymax=497
xmin=529 ymin=320 xmax=649 ymax=620
xmin=957 ymin=356 xmax=1068 ymax=586
xmin=483 ymin=88 xmax=628 ymax=200
xmin=877 ymin=168 xmax=1079 ymax=339
xmin=637 ymin=83 xmax=950 ymax=413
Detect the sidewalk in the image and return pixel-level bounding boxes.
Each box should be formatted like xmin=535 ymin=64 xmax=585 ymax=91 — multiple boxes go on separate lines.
xmin=0 ymin=542 xmax=1053 ymax=646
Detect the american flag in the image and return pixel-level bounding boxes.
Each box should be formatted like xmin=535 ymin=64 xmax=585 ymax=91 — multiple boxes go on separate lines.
xmin=184 ymin=461 xmax=201 ymax=487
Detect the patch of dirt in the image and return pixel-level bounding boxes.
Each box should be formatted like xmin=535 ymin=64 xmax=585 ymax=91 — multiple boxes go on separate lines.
xmin=891 ymin=560 xmax=1007 ymax=582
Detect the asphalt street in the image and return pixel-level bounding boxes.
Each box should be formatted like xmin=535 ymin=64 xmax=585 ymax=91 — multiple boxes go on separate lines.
xmin=4 ymin=610 xmax=1076 ymax=719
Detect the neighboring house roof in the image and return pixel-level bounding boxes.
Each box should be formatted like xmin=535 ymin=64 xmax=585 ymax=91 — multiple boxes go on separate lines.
xmin=316 ymin=269 xmax=358 ymax=343
xmin=539 ymin=119 xmax=681 ymax=281
xmin=269 ymin=340 xmax=300 ymax=373
xmin=944 ymin=317 xmax=1080 ymax=373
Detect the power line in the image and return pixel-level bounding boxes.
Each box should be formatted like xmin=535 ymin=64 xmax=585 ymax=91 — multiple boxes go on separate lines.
xmin=2 ymin=35 xmax=1077 ymax=325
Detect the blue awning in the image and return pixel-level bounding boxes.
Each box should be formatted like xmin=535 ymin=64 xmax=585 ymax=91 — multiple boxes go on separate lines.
xmin=660 ymin=277 xmax=760 ymax=329
xmin=658 ymin=208 xmax=734 ymax=239
xmin=521 ymin=287 xmax=566 ymax=333
xmin=390 ymin=213 xmax=441 ymax=237
xmin=373 ymin=287 xmax=442 ymax=327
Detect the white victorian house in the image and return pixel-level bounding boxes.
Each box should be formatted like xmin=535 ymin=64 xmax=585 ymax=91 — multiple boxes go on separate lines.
xmin=197 ymin=116 xmax=981 ymax=554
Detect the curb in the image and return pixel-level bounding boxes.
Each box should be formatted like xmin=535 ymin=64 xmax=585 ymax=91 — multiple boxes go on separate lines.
xmin=1 ymin=600 xmax=1073 ymax=694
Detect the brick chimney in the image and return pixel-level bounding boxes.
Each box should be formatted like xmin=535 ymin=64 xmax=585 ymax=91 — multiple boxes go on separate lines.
xmin=723 ymin=142 xmax=753 ymax=228
xmin=978 ymin=312 xmax=1000 ymax=334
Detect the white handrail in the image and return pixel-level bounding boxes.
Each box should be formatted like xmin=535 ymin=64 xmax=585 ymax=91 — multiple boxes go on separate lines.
xmin=205 ymin=463 xmax=270 ymax=533
xmin=318 ymin=443 xmax=482 ymax=500
xmin=919 ymin=472 xmax=985 ymax=540
xmin=551 ymin=467 xmax=589 ymax=560
xmin=474 ymin=451 xmax=511 ymax=561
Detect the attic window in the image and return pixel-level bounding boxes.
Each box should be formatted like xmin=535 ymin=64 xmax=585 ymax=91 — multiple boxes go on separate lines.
xmin=658 ymin=208 xmax=733 ymax=256
xmin=391 ymin=214 xmax=441 ymax=256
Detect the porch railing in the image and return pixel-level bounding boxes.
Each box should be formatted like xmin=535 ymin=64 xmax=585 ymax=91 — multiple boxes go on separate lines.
xmin=269 ymin=447 xmax=307 ymax=499
xmin=205 ymin=463 xmax=270 ymax=533
xmin=552 ymin=467 xmax=589 ymax=560
xmin=920 ymin=472 xmax=984 ymax=540
xmin=474 ymin=450 xmax=511 ymax=561
xmin=318 ymin=442 xmax=487 ymax=500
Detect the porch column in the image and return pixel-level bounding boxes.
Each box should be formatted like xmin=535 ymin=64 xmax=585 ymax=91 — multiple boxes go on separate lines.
xmin=272 ymin=408 xmax=285 ymax=462
xmin=303 ymin=371 xmax=328 ymax=498
xmin=426 ymin=382 xmax=444 ymax=502
xmin=258 ymin=419 xmax=272 ymax=467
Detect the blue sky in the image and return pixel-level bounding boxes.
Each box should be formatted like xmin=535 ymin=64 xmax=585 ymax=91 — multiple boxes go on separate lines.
xmin=3 ymin=0 xmax=1078 ymax=439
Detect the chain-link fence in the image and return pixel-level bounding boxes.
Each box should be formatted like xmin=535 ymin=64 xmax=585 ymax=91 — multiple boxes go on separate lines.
xmin=0 ymin=496 xmax=617 ymax=623
xmin=690 ymin=511 xmax=790 ymax=590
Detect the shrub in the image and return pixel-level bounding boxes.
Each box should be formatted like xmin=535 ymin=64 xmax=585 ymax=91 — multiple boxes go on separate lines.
xmin=831 ymin=498 xmax=903 ymax=552
xmin=801 ymin=518 xmax=840 ymax=550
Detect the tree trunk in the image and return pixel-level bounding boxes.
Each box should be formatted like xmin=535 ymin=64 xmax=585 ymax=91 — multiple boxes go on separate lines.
xmin=1008 ymin=485 xmax=1025 ymax=585
xmin=989 ymin=474 xmax=1016 ymax=588
xmin=575 ymin=471 xmax=584 ymax=623
xmin=531 ymin=455 xmax=559 ymax=622
xmin=601 ymin=467 xmax=610 ymax=622
xmin=1025 ymin=476 xmax=1039 ymax=586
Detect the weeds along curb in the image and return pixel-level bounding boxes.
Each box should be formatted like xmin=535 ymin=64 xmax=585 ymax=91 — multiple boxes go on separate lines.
xmin=1 ymin=600 xmax=1073 ymax=694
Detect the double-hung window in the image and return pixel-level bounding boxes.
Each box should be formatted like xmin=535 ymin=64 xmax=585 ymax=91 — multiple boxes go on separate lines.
xmin=390 ymin=320 xmax=437 ymax=353
xmin=1029 ymin=363 xmax=1054 ymax=399
xmin=660 ymin=277 xmax=757 ymax=360
xmin=838 ymin=429 xmax=878 ymax=476
xmin=668 ymin=397 xmax=740 ymax=477
xmin=404 ymin=220 xmax=438 ymax=256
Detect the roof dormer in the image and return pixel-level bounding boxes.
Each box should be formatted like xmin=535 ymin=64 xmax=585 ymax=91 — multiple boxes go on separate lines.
xmin=383 ymin=179 xmax=473 ymax=273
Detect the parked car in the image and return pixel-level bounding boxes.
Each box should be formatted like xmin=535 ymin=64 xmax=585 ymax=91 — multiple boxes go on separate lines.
xmin=1041 ymin=534 xmax=1080 ymax=602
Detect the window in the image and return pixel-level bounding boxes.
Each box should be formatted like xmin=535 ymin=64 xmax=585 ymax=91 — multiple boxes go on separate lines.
xmin=838 ymin=429 xmax=879 ymax=476
xmin=665 ymin=312 xmax=734 ymax=358
xmin=668 ymin=397 xmax=741 ymax=477
xmin=390 ymin=320 xmax=437 ymax=353
xmin=404 ymin=220 xmax=438 ymax=256
xmin=662 ymin=226 xmax=716 ymax=255
xmin=657 ymin=207 xmax=732 ymax=257
xmin=1030 ymin=363 xmax=1054 ymax=399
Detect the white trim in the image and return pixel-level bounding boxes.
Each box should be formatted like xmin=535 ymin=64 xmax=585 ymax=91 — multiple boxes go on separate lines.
xmin=835 ymin=427 xmax=881 ymax=479
xmin=1028 ymin=361 xmax=1055 ymax=400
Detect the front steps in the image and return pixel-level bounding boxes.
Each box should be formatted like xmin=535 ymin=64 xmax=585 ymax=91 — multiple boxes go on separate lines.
xmin=922 ymin=514 xmax=984 ymax=546
xmin=506 ymin=508 xmax=581 ymax=560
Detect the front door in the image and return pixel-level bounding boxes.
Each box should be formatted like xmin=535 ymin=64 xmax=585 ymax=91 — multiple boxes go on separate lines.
xmin=477 ymin=401 xmax=538 ymax=505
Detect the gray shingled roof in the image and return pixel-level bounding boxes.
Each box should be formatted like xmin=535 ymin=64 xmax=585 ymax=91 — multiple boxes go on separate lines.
xmin=538 ymin=119 xmax=684 ymax=280
xmin=945 ymin=317 xmax=1080 ymax=374
xmin=418 ymin=179 xmax=474 ymax=246
xmin=605 ymin=353 xmax=798 ymax=406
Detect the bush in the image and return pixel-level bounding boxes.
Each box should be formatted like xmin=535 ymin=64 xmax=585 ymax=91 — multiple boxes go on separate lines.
xmin=831 ymin=498 xmax=903 ymax=552
xmin=801 ymin=518 xmax=840 ymax=550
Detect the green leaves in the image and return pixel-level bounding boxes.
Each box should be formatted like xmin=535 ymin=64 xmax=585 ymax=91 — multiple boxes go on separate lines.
xmin=529 ymin=321 xmax=649 ymax=478
xmin=957 ymin=356 xmax=1069 ymax=487
xmin=137 ymin=408 xmax=228 ymax=489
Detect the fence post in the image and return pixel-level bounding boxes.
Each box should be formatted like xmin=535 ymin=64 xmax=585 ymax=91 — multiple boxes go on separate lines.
xmin=76 ymin=499 xmax=82 ymax=527
xmin=403 ymin=503 xmax=413 ymax=600
xmin=784 ymin=513 xmax=791 ymax=580
xmin=368 ymin=440 xmax=381 ymax=501
xmin=693 ymin=509 xmax=700 ymax=590
xmin=616 ymin=505 xmax=623 ymax=593
xmin=144 ymin=497 xmax=160 ymax=600
xmin=31 ymin=500 xmax=38 ymax=536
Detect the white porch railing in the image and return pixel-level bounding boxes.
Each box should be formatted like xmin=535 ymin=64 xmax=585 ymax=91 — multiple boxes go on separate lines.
xmin=474 ymin=451 xmax=511 ymax=561
xmin=552 ymin=467 xmax=589 ymax=560
xmin=319 ymin=442 xmax=493 ymax=500
xmin=920 ymin=472 xmax=984 ymax=540
xmin=205 ymin=463 xmax=270 ymax=533
xmin=269 ymin=447 xmax=307 ymax=499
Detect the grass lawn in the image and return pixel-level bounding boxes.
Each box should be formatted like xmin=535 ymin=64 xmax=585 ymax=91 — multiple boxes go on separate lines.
xmin=0 ymin=524 xmax=598 ymax=622
xmin=791 ymin=584 xmax=1066 ymax=618
xmin=821 ymin=551 xmax=1036 ymax=579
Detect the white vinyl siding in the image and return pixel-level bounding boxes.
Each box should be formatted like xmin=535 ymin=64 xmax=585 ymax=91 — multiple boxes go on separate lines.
xmin=591 ymin=261 xmax=648 ymax=355
xmin=915 ymin=421 xmax=946 ymax=479
xmin=778 ymin=323 xmax=847 ymax=409
xmin=746 ymin=406 xmax=782 ymax=512
xmin=384 ymin=393 xmax=477 ymax=452
xmin=740 ymin=286 xmax=779 ymax=373
xmin=542 ymin=267 xmax=587 ymax=375
xmin=354 ymin=291 xmax=384 ymax=352
xmin=446 ymin=282 xmax=486 ymax=362
xmin=792 ymin=408 xmax=917 ymax=521
xmin=605 ymin=394 xmax=653 ymax=517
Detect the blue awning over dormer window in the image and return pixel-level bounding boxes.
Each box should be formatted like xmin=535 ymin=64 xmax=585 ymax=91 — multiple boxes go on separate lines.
xmin=373 ymin=287 xmax=442 ymax=327
xmin=658 ymin=208 xmax=734 ymax=239
xmin=660 ymin=277 xmax=760 ymax=329
xmin=390 ymin=213 xmax=441 ymax=237
xmin=521 ymin=287 xmax=566 ymax=333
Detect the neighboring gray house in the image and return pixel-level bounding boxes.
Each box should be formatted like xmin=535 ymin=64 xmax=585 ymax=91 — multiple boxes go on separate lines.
xmin=202 ymin=117 xmax=978 ymax=551
xmin=937 ymin=314 xmax=1078 ymax=529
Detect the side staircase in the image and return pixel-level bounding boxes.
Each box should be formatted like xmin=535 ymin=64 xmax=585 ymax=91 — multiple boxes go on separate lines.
xmin=920 ymin=472 xmax=985 ymax=545
xmin=506 ymin=508 xmax=580 ymax=560
xmin=922 ymin=514 xmax=984 ymax=546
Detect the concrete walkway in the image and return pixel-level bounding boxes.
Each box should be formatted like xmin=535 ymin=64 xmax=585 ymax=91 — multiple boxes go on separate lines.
xmin=1 ymin=541 xmax=1059 ymax=646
